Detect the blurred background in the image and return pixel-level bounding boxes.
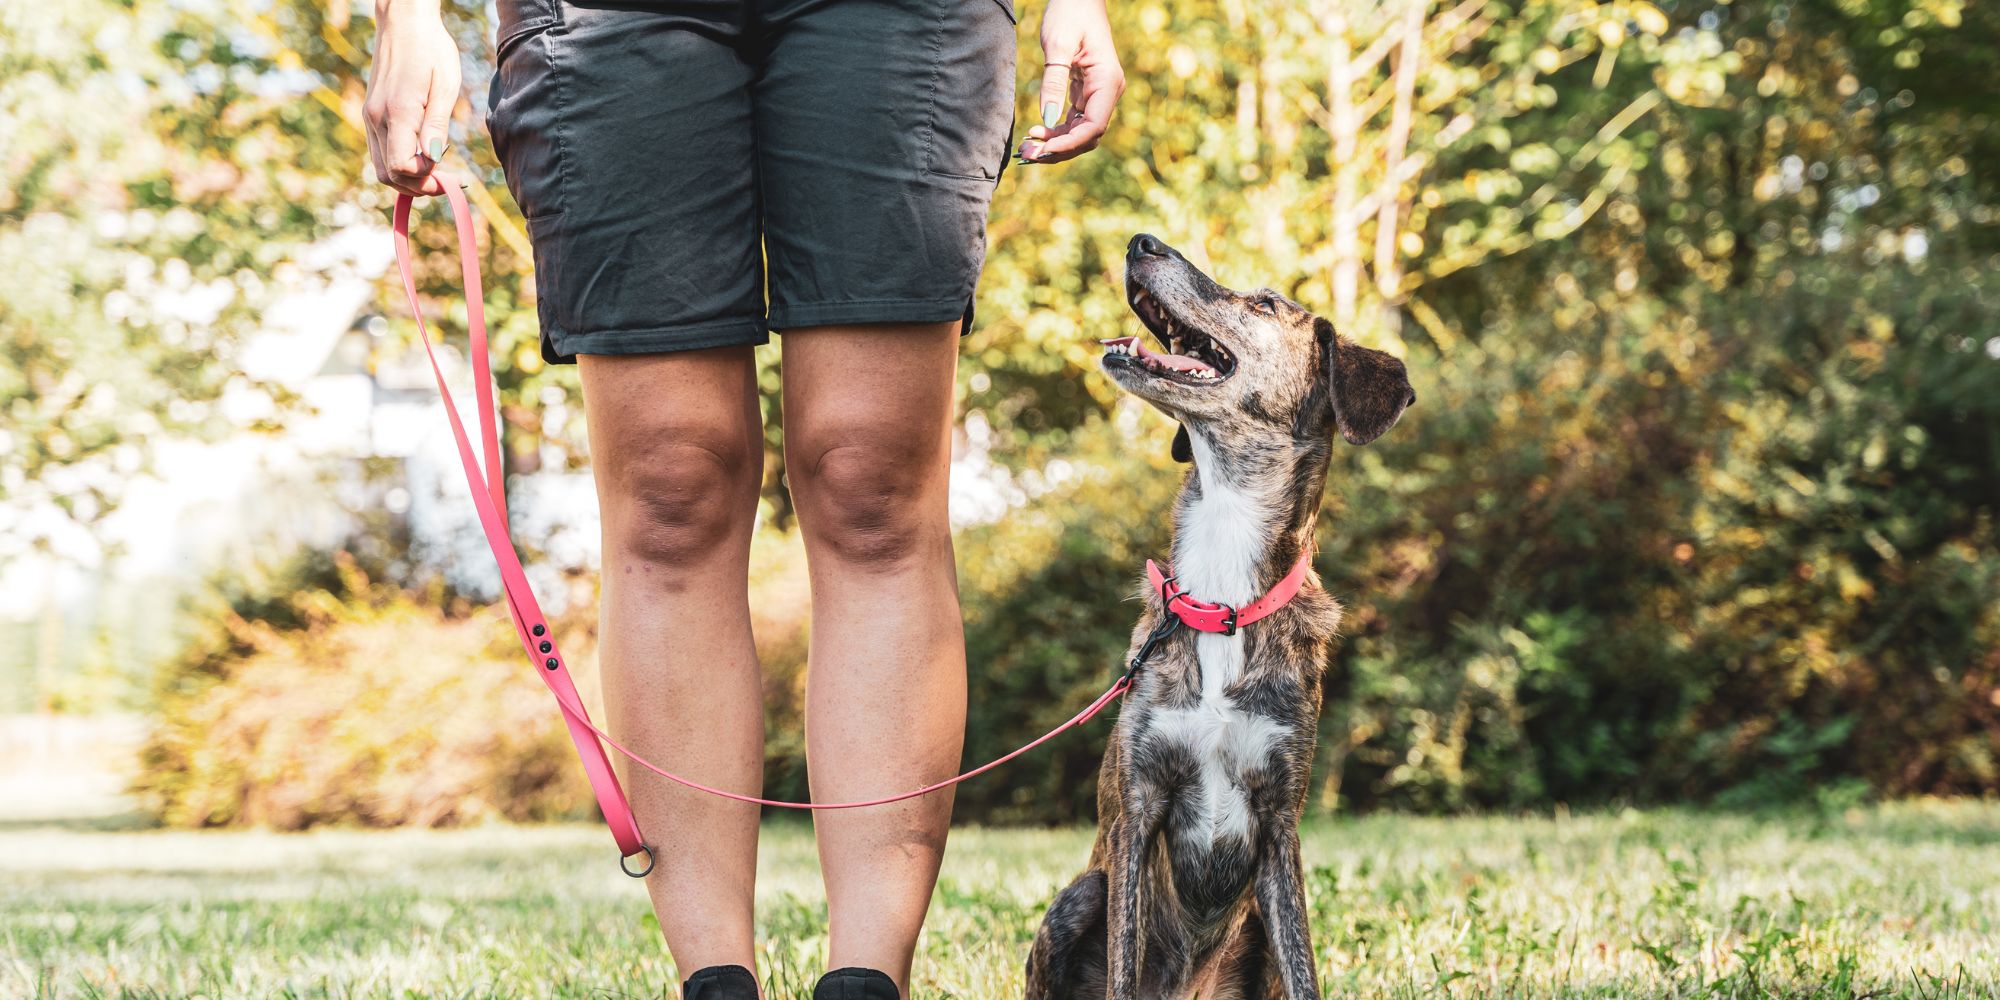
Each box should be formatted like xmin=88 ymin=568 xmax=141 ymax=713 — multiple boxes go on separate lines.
xmin=2 ymin=0 xmax=1995 ymax=835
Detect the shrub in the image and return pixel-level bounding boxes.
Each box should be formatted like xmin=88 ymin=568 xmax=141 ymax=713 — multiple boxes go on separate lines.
xmin=137 ymin=551 xmax=598 ymax=829
xmin=140 ymin=537 xmax=820 ymax=829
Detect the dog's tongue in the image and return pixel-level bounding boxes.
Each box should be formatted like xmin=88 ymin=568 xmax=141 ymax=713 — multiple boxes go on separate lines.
xmin=1101 ymin=337 xmax=1212 ymax=373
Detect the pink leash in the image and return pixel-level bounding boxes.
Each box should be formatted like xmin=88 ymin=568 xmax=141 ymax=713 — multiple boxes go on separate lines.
xmin=392 ymin=179 xmax=1132 ymax=876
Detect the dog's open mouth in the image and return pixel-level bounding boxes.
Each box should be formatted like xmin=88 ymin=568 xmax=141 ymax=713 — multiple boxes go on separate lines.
xmin=1101 ymin=289 xmax=1237 ymax=384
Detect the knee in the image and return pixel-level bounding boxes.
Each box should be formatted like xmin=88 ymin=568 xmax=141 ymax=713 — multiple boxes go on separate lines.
xmin=790 ymin=430 xmax=945 ymax=568
xmin=607 ymin=439 xmax=757 ymax=568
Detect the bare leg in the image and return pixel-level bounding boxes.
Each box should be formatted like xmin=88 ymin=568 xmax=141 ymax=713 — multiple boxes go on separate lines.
xmin=782 ymin=322 xmax=965 ymax=993
xmin=580 ymin=347 xmax=765 ymax=978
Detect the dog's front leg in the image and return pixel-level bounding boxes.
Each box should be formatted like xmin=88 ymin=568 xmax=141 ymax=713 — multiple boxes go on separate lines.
xmin=1254 ymin=823 xmax=1320 ymax=999
xmin=1104 ymin=790 xmax=1165 ymax=999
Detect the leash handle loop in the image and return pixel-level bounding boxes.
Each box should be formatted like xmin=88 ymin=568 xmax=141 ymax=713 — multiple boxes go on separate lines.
xmin=393 ymin=180 xmax=648 ymax=862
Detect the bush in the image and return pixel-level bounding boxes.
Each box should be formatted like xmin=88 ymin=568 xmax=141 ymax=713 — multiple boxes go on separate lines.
xmin=1317 ymin=266 xmax=2000 ymax=812
xmin=140 ymin=536 xmax=821 ymax=829
xmin=137 ymin=551 xmax=598 ymax=829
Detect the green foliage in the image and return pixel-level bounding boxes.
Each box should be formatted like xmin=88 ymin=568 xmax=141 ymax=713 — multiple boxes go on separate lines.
xmin=1301 ymin=266 xmax=1999 ymax=813
xmin=0 ymin=0 xmax=361 ymax=558
xmin=1295 ymin=0 xmax=2000 ymax=812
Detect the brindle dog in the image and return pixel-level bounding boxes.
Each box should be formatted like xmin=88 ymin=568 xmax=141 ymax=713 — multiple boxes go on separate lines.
xmin=1024 ymin=234 xmax=1414 ymax=1000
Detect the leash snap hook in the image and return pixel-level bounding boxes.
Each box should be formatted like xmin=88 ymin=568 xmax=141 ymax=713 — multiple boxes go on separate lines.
xmin=1122 ymin=614 xmax=1183 ymax=685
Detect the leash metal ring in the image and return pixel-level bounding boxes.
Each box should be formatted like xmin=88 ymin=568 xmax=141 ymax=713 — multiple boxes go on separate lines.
xmin=620 ymin=844 xmax=656 ymax=879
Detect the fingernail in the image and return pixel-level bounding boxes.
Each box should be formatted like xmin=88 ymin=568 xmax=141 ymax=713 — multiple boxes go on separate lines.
xmin=1019 ymin=141 xmax=1041 ymax=161
xmin=427 ymin=138 xmax=445 ymax=160
xmin=1042 ymin=102 xmax=1062 ymax=129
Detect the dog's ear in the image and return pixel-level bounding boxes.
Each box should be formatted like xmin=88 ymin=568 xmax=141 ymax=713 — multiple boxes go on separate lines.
xmin=1317 ymin=316 xmax=1415 ymax=446
xmin=1171 ymin=424 xmax=1192 ymax=463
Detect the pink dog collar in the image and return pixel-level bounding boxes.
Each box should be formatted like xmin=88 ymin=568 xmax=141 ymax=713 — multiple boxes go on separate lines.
xmin=1145 ymin=554 xmax=1313 ymax=635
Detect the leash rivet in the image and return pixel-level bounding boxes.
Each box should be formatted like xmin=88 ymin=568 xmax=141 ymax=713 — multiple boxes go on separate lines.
xmin=532 ymin=624 xmax=546 ymax=637
xmin=545 ymin=657 xmax=559 ymax=670
xmin=539 ymin=640 xmax=552 ymax=653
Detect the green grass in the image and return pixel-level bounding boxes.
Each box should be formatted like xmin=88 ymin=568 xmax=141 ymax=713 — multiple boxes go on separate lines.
xmin=4 ymin=803 xmax=1998 ymax=998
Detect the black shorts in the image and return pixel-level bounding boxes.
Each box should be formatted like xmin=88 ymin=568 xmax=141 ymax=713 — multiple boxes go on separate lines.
xmin=486 ymin=0 xmax=1018 ymax=364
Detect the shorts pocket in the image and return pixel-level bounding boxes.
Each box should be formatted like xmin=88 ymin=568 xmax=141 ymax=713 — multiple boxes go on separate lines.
xmin=485 ymin=3 xmax=567 ymax=223
xmin=494 ymin=0 xmax=562 ymax=57
xmin=921 ymin=0 xmax=1018 ymax=181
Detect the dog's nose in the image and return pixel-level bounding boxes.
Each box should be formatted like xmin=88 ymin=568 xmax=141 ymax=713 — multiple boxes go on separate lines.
xmin=1128 ymin=233 xmax=1173 ymax=260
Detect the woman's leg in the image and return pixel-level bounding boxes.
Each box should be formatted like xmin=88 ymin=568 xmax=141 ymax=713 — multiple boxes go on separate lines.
xmin=581 ymin=347 xmax=766 ymax=977
xmin=781 ymin=323 xmax=966 ymax=993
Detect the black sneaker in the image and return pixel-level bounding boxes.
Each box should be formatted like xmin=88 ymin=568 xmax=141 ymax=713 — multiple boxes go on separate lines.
xmin=682 ymin=964 xmax=760 ymax=1000
xmin=811 ymin=967 xmax=900 ymax=1000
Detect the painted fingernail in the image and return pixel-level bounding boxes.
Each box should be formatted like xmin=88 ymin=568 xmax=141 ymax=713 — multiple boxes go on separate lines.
xmin=427 ymin=138 xmax=445 ymax=160
xmin=1042 ymin=102 xmax=1062 ymax=129
xmin=1019 ymin=141 xmax=1042 ymax=161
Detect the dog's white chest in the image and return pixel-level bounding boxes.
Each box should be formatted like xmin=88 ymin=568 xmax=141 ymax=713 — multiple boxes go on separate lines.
xmin=1148 ymin=673 xmax=1286 ymax=846
xmin=1148 ymin=432 xmax=1291 ymax=845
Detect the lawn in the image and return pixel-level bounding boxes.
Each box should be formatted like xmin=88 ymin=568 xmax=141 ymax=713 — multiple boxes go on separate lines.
xmin=4 ymin=802 xmax=1997 ymax=998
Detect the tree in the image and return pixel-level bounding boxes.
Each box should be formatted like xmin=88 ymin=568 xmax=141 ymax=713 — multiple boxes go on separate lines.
xmin=0 ymin=0 xmax=363 ymax=564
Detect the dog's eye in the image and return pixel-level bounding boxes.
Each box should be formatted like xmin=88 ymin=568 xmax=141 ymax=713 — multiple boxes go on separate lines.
xmin=1250 ymin=296 xmax=1277 ymax=316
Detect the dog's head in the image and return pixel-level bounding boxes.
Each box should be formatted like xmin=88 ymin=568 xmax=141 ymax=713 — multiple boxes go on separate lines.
xmin=1101 ymin=234 xmax=1415 ymax=462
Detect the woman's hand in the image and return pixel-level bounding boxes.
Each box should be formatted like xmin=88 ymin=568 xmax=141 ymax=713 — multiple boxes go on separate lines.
xmin=1019 ymin=0 xmax=1123 ymax=163
xmin=364 ymin=0 xmax=462 ymax=196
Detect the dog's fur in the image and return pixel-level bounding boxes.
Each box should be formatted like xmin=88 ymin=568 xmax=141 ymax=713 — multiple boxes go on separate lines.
xmin=1024 ymin=235 xmax=1414 ymax=1000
